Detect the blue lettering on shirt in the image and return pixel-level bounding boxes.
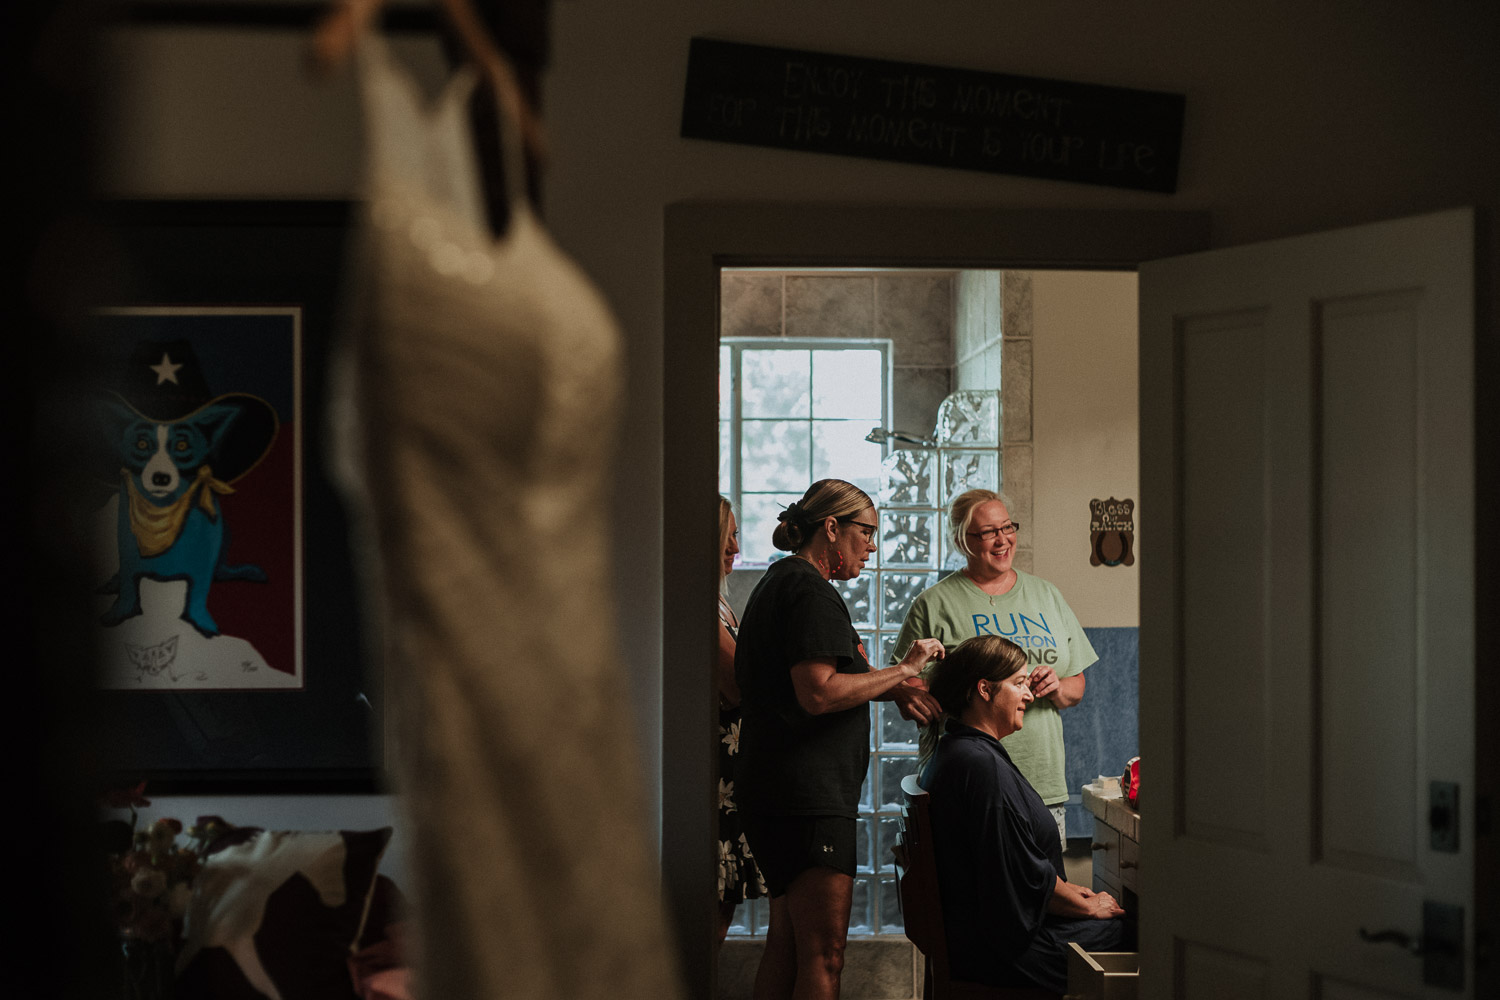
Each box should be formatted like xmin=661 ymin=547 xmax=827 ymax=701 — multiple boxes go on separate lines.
xmin=970 ymin=612 xmax=1053 ymax=640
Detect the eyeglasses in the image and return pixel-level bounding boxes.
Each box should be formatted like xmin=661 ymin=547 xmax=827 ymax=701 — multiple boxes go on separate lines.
xmin=967 ymin=522 xmax=1021 ymax=542
xmin=839 ymin=517 xmax=878 ymax=539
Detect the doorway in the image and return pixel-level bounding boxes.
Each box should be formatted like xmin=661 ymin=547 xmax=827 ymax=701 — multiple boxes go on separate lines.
xmin=663 ymin=203 xmax=1210 ymax=998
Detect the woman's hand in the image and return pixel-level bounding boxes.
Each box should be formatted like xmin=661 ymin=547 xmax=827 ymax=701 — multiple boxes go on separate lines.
xmin=1048 ymin=878 xmax=1126 ymax=919
xmin=890 ymin=681 xmax=942 ymax=725
xmin=897 ymin=638 xmax=946 ymax=677
xmin=1027 ymin=665 xmax=1085 ymax=708
xmin=1087 ymin=890 xmax=1125 ymax=919
xmin=1027 ymin=664 xmax=1060 ymax=699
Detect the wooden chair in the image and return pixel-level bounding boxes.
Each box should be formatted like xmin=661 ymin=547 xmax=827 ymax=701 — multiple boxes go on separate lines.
xmin=896 ymin=773 xmax=1060 ymax=1000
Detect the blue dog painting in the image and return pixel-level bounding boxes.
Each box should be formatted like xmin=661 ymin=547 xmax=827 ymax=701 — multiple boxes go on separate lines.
xmin=95 ymin=338 xmax=280 ymax=640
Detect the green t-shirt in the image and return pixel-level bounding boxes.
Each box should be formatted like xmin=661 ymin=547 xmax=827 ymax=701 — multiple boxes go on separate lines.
xmin=892 ymin=569 xmax=1097 ymax=805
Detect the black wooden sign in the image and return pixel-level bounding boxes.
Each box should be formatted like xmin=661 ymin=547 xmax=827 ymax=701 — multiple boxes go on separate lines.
xmin=681 ymin=38 xmax=1185 ymax=194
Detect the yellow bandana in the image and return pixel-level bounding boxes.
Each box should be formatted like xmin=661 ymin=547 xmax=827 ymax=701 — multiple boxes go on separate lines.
xmin=123 ymin=465 xmax=235 ymax=558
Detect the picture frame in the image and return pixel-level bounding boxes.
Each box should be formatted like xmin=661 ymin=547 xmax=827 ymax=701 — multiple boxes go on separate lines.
xmin=88 ymin=200 xmax=381 ymax=793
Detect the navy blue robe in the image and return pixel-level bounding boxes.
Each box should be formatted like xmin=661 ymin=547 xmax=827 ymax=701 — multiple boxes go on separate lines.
xmin=920 ymin=722 xmax=1132 ymax=993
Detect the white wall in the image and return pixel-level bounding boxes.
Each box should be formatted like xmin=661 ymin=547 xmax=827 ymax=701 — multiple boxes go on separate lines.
xmin=1030 ymin=271 xmax=1139 ymax=628
xmin=541 ymin=0 xmax=1497 ymax=803
xmin=99 ymin=0 xmax=1499 ymax=833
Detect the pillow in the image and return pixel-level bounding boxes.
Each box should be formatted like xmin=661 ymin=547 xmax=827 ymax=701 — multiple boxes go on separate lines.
xmin=176 ymin=828 xmax=393 ymax=1000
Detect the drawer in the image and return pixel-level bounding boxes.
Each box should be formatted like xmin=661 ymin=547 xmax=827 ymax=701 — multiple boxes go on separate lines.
xmin=1091 ymin=821 xmax=1121 ymax=884
xmin=1119 ymin=833 xmax=1140 ymax=893
xmin=1066 ymin=942 xmax=1138 ymax=1000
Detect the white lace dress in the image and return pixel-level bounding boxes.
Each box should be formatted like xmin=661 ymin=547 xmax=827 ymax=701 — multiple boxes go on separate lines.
xmin=331 ymin=34 xmax=682 ymax=1000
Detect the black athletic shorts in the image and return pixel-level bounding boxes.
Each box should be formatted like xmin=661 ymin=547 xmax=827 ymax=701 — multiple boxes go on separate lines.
xmin=739 ymin=813 xmax=856 ymax=898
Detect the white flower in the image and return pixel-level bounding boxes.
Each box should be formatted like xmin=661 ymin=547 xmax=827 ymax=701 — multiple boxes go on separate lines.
xmin=740 ymin=835 xmax=768 ymax=895
xmin=722 ymin=719 xmax=742 ymax=756
xmin=718 ymin=840 xmax=738 ymax=894
xmin=718 ymin=778 xmax=736 ymax=813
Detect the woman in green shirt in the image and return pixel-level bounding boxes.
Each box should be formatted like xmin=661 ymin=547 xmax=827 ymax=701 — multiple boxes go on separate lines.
xmin=892 ymin=488 xmax=1097 ymax=844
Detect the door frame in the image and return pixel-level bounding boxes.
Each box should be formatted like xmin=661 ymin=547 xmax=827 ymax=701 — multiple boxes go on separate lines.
xmin=662 ymin=203 xmax=1210 ymax=997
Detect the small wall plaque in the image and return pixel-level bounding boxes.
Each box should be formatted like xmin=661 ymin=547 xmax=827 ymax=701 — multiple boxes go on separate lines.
xmin=1089 ymin=497 xmax=1135 ymax=567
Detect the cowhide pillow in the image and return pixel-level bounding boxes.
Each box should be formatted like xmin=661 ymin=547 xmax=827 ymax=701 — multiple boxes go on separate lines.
xmin=175 ymin=827 xmax=393 ymax=1000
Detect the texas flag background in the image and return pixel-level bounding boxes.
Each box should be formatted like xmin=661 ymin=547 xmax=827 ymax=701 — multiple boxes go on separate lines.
xmin=86 ymin=307 xmax=301 ymax=690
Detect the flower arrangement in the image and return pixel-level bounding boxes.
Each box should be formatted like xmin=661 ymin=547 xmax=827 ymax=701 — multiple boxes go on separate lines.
xmin=100 ymin=782 xmax=233 ymax=946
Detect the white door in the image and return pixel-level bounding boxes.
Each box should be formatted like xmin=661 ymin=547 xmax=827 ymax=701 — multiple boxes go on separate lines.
xmin=1137 ymin=209 xmax=1475 ymax=999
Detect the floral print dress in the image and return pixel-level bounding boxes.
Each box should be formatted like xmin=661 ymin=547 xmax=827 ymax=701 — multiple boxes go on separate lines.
xmin=718 ymin=600 xmax=767 ymax=905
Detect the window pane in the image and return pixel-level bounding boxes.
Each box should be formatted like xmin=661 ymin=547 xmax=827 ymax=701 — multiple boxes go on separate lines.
xmin=856 ymin=816 xmax=874 ymax=874
xmin=812 ymin=420 xmax=883 ymax=495
xmin=740 ymin=493 xmax=801 ymax=565
xmin=718 ymin=420 xmax=732 ymax=496
xmin=812 ymin=349 xmax=883 ymax=419
xmin=935 ymin=389 xmax=1000 ymax=446
xmin=742 ymin=349 xmax=810 ymax=418
xmin=878 ymin=754 xmax=919 ymax=811
xmin=876 ymin=815 xmax=904 ymax=873
xmin=742 ymin=420 xmax=810 ymax=492
xmin=881 ymin=572 xmax=939 ymax=630
xmin=749 ymin=896 xmax=769 ymax=935
xmin=878 ymin=700 xmax=920 ymax=750
xmin=881 ymin=510 xmax=939 ymax=568
xmin=833 ymin=574 xmax=874 ymax=629
xmin=719 ymin=344 xmax=732 ymax=420
xmin=849 ymin=877 xmax=874 ymax=935
xmin=941 ymin=449 xmax=1000 ymax=505
xmin=877 ymin=875 xmax=903 ymax=933
xmin=879 ymin=449 xmax=937 ymax=507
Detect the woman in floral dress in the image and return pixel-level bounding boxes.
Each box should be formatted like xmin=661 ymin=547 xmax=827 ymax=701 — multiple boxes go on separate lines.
xmin=716 ymin=496 xmax=765 ymax=947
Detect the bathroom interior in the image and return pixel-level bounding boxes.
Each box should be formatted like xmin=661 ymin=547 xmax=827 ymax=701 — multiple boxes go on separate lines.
xmin=713 ymin=264 xmax=1141 ymax=995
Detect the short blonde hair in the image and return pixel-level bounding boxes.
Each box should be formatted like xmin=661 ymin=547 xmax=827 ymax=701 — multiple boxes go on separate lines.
xmin=949 ymin=488 xmax=1012 ymax=559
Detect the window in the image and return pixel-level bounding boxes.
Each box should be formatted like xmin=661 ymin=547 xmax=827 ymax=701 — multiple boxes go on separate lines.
xmin=720 ymin=340 xmax=889 ymax=565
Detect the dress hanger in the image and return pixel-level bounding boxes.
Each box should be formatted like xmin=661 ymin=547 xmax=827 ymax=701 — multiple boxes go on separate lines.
xmin=309 ymin=0 xmax=548 ymax=165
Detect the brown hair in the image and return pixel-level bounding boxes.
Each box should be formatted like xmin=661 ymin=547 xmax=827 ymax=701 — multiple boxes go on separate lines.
xmin=949 ymin=488 xmax=1012 ymax=559
xmin=771 ymin=479 xmax=874 ymax=553
xmin=917 ymin=635 xmax=1029 ymax=765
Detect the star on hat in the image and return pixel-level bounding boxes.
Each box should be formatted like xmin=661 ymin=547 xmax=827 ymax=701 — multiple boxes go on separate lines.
xmin=149 ymin=352 xmax=183 ymax=385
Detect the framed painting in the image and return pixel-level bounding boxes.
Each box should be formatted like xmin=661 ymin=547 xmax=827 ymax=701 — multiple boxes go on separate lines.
xmin=87 ymin=200 xmax=380 ymax=792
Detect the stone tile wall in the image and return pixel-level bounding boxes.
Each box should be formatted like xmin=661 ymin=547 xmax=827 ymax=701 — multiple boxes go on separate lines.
xmin=1001 ymin=270 xmax=1035 ymax=575
xmin=954 ymin=269 xmax=1033 ymax=574
xmin=720 ymin=270 xmax=955 ymax=438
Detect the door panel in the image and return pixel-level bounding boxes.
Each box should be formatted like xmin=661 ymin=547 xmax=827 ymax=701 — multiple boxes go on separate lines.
xmin=1179 ymin=941 xmax=1268 ymax=1000
xmin=1317 ymin=291 xmax=1423 ymax=881
xmin=1140 ymin=209 xmax=1474 ymax=999
xmin=1178 ymin=311 xmax=1270 ymax=850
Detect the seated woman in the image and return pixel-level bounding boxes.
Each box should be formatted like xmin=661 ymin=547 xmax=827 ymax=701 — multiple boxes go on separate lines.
xmin=918 ymin=635 xmax=1133 ymax=995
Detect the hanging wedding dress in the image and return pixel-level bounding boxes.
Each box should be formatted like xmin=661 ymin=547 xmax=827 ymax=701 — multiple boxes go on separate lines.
xmin=331 ymin=33 xmax=682 ymax=1000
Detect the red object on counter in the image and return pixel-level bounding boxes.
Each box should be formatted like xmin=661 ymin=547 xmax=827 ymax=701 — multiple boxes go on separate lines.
xmin=1121 ymin=756 xmax=1141 ymax=809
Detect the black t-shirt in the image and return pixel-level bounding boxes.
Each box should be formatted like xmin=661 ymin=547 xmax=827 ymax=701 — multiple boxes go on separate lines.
xmin=734 ymin=556 xmax=871 ymax=818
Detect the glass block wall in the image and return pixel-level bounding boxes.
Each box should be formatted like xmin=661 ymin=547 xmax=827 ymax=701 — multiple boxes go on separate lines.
xmin=728 ymin=389 xmax=1001 ymax=937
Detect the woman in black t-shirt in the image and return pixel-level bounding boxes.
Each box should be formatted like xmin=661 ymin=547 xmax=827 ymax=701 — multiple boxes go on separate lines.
xmin=735 ymin=479 xmax=945 ymax=1000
